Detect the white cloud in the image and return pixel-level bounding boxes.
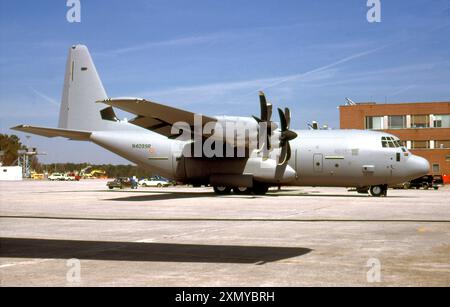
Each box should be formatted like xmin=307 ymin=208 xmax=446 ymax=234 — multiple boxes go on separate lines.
xmin=29 ymin=88 xmax=60 ymax=107
xmin=93 ymin=23 xmax=308 ymax=57
xmin=133 ymin=45 xmax=389 ymax=107
xmin=96 ymin=35 xmax=218 ymax=57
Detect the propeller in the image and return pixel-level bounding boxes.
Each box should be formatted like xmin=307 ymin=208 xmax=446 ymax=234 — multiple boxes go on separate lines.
xmin=278 ymin=107 xmax=298 ymax=165
xmin=253 ymin=91 xmax=273 ymax=151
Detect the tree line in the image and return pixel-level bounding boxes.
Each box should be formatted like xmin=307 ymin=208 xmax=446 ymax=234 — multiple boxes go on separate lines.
xmin=1 ymin=134 xmax=154 ymax=178
xmin=42 ymin=163 xmax=154 ymax=178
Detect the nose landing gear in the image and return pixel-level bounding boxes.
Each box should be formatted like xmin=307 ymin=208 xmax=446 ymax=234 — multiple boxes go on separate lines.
xmin=370 ymin=185 xmax=388 ymax=197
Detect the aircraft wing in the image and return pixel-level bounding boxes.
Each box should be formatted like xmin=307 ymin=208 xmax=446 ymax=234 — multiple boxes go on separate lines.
xmin=11 ymin=125 xmax=92 ymax=141
xmin=99 ymin=97 xmax=217 ymax=137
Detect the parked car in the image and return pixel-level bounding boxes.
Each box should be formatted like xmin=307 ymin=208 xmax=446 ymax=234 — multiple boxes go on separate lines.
xmin=433 ymin=175 xmax=444 ymax=188
xmin=66 ymin=173 xmax=81 ymax=181
xmin=139 ymin=177 xmax=170 ymax=188
xmin=107 ymin=177 xmax=132 ymax=189
xmin=48 ymin=173 xmax=68 ymax=181
xmin=409 ymin=175 xmax=439 ymax=190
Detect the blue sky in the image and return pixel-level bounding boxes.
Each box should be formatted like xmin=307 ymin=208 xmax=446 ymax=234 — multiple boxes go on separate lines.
xmin=1 ymin=0 xmax=449 ymax=163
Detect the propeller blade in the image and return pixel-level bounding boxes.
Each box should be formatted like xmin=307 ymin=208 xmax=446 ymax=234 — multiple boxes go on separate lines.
xmin=252 ymin=116 xmax=261 ymax=123
xmin=254 ymin=92 xmax=274 ymax=151
xmin=285 ymin=107 xmax=291 ymax=129
xmin=267 ymin=103 xmax=273 ymax=123
xmin=284 ymin=130 xmax=298 ymax=142
xmin=288 ymin=142 xmax=292 ymax=160
xmin=279 ymin=143 xmax=287 ymax=165
xmin=279 ymin=142 xmax=292 ymax=165
xmin=277 ymin=107 xmax=297 ymax=165
xmin=259 ymin=92 xmax=268 ymax=121
xmin=278 ymin=108 xmax=287 ymax=131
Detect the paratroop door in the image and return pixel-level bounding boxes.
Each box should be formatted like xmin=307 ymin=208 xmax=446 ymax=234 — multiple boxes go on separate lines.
xmin=313 ymin=153 xmax=323 ymax=173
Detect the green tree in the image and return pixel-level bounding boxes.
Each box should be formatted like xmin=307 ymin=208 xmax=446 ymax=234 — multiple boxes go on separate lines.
xmin=0 ymin=134 xmax=25 ymax=166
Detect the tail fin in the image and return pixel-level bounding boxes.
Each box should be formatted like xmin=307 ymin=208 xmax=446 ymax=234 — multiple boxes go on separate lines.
xmin=58 ymin=45 xmax=116 ymax=131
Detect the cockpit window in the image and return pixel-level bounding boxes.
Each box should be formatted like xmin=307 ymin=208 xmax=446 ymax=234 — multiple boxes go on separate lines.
xmin=382 ymin=136 xmax=402 ymax=148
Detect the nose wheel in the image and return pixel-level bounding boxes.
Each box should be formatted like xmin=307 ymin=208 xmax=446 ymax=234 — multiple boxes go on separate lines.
xmin=370 ymin=185 xmax=388 ymax=197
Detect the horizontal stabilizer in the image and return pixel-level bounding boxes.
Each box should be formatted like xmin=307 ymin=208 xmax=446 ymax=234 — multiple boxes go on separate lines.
xmin=11 ymin=125 xmax=91 ymax=140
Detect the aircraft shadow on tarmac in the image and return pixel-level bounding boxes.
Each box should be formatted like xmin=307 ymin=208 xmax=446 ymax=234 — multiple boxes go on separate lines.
xmin=103 ymin=189 xmax=409 ymax=202
xmin=0 ymin=237 xmax=311 ymax=265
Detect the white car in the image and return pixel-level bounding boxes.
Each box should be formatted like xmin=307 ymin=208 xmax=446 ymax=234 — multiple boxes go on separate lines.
xmin=48 ymin=173 xmax=68 ymax=181
xmin=138 ymin=178 xmax=170 ymax=188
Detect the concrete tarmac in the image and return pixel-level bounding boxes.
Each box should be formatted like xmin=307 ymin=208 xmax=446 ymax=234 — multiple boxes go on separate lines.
xmin=0 ymin=180 xmax=449 ymax=286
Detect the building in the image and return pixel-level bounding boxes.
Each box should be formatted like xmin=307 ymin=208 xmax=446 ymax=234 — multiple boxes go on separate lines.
xmin=0 ymin=166 xmax=23 ymax=181
xmin=339 ymin=101 xmax=450 ymax=176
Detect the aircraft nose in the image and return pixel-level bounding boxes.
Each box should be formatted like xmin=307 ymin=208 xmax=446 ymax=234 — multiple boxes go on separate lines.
xmin=407 ymin=155 xmax=430 ymax=178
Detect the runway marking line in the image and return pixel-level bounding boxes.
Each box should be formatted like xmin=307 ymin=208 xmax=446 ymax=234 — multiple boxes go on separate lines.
xmin=1 ymin=216 xmax=449 ymax=223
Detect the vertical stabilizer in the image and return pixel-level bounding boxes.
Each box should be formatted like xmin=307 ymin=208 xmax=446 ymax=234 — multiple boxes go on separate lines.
xmin=58 ymin=45 xmax=115 ymax=131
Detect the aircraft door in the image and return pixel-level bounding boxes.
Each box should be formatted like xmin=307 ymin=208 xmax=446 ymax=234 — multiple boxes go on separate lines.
xmin=313 ymin=153 xmax=323 ymax=173
xmin=390 ymin=152 xmax=402 ymax=177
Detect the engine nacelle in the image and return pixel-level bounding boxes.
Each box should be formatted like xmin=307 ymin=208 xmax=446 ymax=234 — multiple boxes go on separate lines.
xmin=243 ymin=158 xmax=296 ymax=184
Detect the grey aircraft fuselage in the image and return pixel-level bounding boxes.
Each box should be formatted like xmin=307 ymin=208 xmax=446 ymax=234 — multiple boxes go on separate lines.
xmin=90 ymin=123 xmax=429 ymax=188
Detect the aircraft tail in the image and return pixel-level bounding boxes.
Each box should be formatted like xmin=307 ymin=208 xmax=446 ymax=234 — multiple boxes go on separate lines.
xmin=58 ymin=45 xmax=117 ymax=131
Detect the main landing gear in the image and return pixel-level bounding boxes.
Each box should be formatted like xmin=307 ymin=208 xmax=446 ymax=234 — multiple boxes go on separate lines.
xmin=213 ymin=186 xmax=232 ymax=195
xmin=369 ymin=185 xmax=388 ymax=197
xmin=213 ymin=183 xmax=269 ymax=195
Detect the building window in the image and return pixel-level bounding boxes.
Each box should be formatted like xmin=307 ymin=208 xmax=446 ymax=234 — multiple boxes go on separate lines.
xmin=411 ymin=140 xmax=429 ymax=149
xmin=434 ymin=140 xmax=450 ymax=149
xmin=366 ymin=116 xmax=384 ymax=130
xmin=432 ymin=164 xmax=440 ymax=174
xmin=446 ymin=155 xmax=450 ymax=162
xmin=433 ymin=114 xmax=450 ymax=128
xmin=388 ymin=115 xmax=406 ymax=129
xmin=411 ymin=115 xmax=429 ymax=128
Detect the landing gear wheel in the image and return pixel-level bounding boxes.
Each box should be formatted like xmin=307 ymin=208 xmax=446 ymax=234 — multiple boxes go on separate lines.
xmin=370 ymin=185 xmax=387 ymax=197
xmin=213 ymin=186 xmax=231 ymax=195
xmin=233 ymin=187 xmax=251 ymax=195
xmin=253 ymin=183 xmax=269 ymax=195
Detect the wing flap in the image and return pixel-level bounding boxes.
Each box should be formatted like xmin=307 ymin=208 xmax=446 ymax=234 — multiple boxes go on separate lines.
xmin=100 ymin=97 xmax=216 ymax=129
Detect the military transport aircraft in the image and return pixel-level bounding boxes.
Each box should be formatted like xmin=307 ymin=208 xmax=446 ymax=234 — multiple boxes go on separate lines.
xmin=12 ymin=45 xmax=430 ymax=196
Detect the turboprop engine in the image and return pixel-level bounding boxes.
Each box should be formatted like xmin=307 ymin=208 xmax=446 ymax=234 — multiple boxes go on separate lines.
xmin=243 ymin=157 xmax=297 ymax=184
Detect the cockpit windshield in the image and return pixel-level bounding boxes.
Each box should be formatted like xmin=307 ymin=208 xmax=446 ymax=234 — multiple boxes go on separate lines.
xmin=381 ymin=136 xmax=403 ymax=148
